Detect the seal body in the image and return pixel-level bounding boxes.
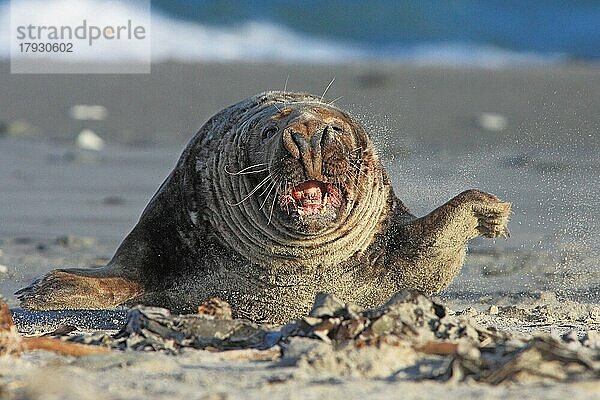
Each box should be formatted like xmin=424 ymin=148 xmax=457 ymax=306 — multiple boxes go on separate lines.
xmin=17 ymin=92 xmax=511 ymax=323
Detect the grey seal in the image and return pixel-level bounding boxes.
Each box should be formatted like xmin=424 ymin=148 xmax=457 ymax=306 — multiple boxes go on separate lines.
xmin=17 ymin=92 xmax=511 ymax=323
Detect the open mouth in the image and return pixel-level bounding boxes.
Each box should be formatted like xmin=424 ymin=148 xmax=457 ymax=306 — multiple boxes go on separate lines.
xmin=279 ymin=180 xmax=342 ymax=217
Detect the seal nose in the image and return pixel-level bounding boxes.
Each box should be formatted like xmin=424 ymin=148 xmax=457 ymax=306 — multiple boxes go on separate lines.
xmin=283 ymin=122 xmax=330 ymax=179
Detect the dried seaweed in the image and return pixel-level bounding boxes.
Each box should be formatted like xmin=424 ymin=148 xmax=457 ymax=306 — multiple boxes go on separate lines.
xmin=12 ymin=290 xmax=600 ymax=384
xmin=68 ymin=306 xmax=274 ymax=353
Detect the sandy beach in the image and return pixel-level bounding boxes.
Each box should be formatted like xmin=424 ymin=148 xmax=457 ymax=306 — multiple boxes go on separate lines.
xmin=1 ymin=61 xmax=599 ymax=398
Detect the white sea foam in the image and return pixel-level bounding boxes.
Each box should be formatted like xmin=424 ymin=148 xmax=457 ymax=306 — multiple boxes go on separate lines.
xmin=0 ymin=0 xmax=564 ymax=66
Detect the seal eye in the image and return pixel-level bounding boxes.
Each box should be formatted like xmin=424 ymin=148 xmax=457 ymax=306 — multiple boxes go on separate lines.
xmin=262 ymin=126 xmax=278 ymax=141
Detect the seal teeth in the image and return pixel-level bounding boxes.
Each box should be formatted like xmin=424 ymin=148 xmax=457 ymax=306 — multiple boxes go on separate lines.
xmin=280 ymin=179 xmax=343 ymax=218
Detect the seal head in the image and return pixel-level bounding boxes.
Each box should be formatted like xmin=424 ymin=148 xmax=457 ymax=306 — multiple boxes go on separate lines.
xmin=201 ymin=92 xmax=389 ymax=271
xmin=246 ymin=103 xmax=369 ymax=233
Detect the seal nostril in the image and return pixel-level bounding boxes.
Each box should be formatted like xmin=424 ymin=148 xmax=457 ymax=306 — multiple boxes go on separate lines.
xmin=309 ymin=129 xmax=323 ymax=151
xmin=322 ymin=125 xmax=334 ymax=145
xmin=291 ymin=131 xmax=301 ymax=146
xmin=292 ymin=131 xmax=310 ymax=153
xmin=283 ymin=129 xmax=301 ymax=159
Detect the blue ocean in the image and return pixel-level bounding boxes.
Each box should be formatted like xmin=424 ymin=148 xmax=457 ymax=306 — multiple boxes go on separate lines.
xmin=2 ymin=0 xmax=600 ymax=65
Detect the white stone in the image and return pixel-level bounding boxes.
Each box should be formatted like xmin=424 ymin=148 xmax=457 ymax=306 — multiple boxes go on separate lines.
xmin=69 ymin=105 xmax=108 ymax=121
xmin=77 ymin=129 xmax=105 ymax=151
xmin=478 ymin=113 xmax=508 ymax=132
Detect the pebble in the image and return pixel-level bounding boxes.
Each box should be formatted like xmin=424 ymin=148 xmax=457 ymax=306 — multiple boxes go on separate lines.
xmin=77 ymin=129 xmax=105 ymax=151
xmin=478 ymin=113 xmax=508 ymax=132
xmin=6 ymin=119 xmax=40 ymax=136
xmin=102 ymin=196 xmax=125 ymax=206
xmin=489 ymin=305 xmax=499 ymax=315
xmin=583 ymin=330 xmax=600 ymax=350
xmin=0 ymin=264 xmax=7 ymax=274
xmin=55 ymin=235 xmax=97 ymax=248
xmin=69 ymin=104 xmax=108 ymax=121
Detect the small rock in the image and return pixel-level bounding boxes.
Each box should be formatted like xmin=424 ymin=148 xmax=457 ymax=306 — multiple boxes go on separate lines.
xmin=13 ymin=237 xmax=34 ymax=244
xmin=69 ymin=104 xmax=108 ymax=121
xmin=309 ymin=292 xmax=346 ymax=318
xmin=489 ymin=305 xmax=499 ymax=315
xmin=42 ymin=324 xmax=78 ymax=337
xmin=6 ymin=119 xmax=40 ymax=136
xmin=77 ymin=129 xmax=105 ymax=151
xmin=0 ymin=264 xmax=8 ymax=274
xmin=582 ymin=330 xmax=600 ymax=350
xmin=561 ymin=330 xmax=580 ymax=344
xmin=461 ymin=307 xmax=478 ymax=317
xmin=301 ymin=316 xmax=323 ymax=327
xmin=477 ymin=113 xmax=507 ymax=132
xmin=55 ymin=235 xmax=97 ymax=248
xmin=335 ymin=317 xmax=367 ymax=340
xmin=280 ymin=337 xmax=330 ymax=366
xmin=355 ymin=72 xmax=389 ymax=89
xmin=456 ymin=342 xmax=481 ymax=360
xmin=365 ymin=314 xmax=394 ymax=337
xmin=102 ymin=196 xmax=125 ymax=206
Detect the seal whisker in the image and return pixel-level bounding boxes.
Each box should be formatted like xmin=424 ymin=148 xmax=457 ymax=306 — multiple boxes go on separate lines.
xmin=353 ymin=166 xmax=368 ymax=184
xmin=348 ymin=160 xmax=363 ymax=176
xmin=226 ymin=173 xmax=273 ymax=206
xmin=329 ymin=95 xmax=343 ymax=105
xmin=283 ymin=74 xmax=290 ymax=93
xmin=321 ymin=77 xmax=335 ymax=101
xmin=267 ymin=180 xmax=282 ymax=225
xmin=281 ymin=179 xmax=293 ymax=215
xmin=257 ymin=177 xmax=276 ymax=200
xmin=351 ymin=184 xmax=365 ymax=199
xmin=260 ymin=178 xmax=279 ymax=211
xmin=225 ymin=163 xmax=268 ymax=175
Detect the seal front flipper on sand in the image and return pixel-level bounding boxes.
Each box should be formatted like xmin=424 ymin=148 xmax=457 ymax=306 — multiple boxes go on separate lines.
xmin=15 ymin=267 xmax=143 ymax=310
xmin=16 ymin=141 xmax=214 ymax=311
xmin=14 ymin=217 xmax=165 ymax=310
xmin=387 ymin=189 xmax=511 ymax=296
xmin=14 ymin=102 xmax=242 ymax=312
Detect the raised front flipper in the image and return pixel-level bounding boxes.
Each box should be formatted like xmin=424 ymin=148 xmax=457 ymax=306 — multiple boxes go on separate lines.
xmin=388 ymin=189 xmax=511 ymax=295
